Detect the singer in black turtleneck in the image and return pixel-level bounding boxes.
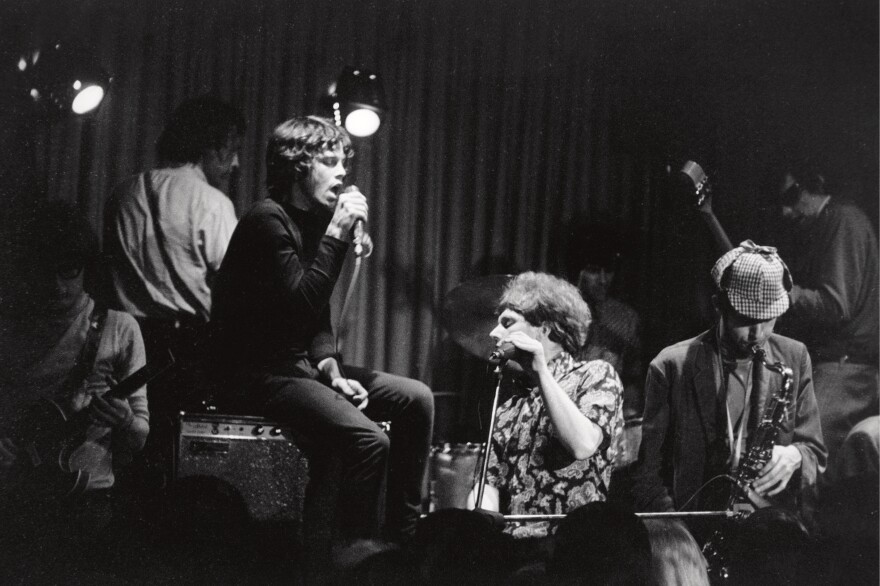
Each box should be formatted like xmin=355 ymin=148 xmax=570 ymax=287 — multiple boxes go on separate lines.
xmin=211 ymin=116 xmax=433 ymax=545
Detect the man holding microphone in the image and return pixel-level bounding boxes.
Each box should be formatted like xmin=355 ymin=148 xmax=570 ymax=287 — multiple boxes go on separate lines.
xmin=469 ymin=272 xmax=624 ymax=538
xmin=211 ymin=116 xmax=433 ymax=545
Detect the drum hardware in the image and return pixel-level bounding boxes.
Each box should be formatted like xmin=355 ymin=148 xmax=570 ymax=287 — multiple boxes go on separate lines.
xmin=437 ymin=274 xmax=514 ymax=510
xmin=441 ymin=275 xmax=513 ymax=360
xmin=428 ymin=442 xmax=485 ymax=511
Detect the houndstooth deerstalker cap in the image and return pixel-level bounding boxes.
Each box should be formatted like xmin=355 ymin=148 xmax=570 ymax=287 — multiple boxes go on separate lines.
xmin=711 ymin=240 xmax=793 ymax=320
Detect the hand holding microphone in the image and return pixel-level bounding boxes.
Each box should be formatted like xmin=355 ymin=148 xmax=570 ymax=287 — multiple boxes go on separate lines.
xmin=353 ymin=221 xmax=373 ymax=258
xmin=352 ymin=217 xmax=366 ymax=256
xmin=327 ymin=185 xmax=371 ymax=256
xmin=489 ymin=341 xmax=518 ymax=364
xmin=341 ymin=185 xmax=373 ymax=257
xmin=488 ymin=332 xmax=546 ymax=372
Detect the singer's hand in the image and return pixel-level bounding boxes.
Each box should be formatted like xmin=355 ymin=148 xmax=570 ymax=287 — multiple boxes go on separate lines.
xmin=326 ymin=186 xmax=368 ymax=242
xmin=504 ymin=331 xmax=546 ymax=372
xmin=359 ymin=233 xmax=374 ymax=258
xmin=331 ymin=377 xmax=369 ymax=411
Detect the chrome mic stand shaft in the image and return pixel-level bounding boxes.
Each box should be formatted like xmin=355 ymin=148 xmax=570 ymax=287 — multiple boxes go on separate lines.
xmin=475 ymin=363 xmax=504 ymax=509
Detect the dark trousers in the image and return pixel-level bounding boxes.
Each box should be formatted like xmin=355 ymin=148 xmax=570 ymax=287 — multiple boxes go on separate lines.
xmin=256 ymin=365 xmax=434 ymax=543
xmin=133 ymin=316 xmax=209 ymax=490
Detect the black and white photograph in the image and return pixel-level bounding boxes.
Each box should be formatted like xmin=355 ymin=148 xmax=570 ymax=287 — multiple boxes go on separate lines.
xmin=0 ymin=0 xmax=877 ymax=583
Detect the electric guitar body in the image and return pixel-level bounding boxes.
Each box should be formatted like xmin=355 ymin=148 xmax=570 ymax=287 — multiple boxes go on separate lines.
xmin=3 ymin=351 xmax=173 ymax=499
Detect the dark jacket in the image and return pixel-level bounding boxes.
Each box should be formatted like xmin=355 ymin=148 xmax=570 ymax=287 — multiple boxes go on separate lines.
xmin=632 ymin=329 xmax=827 ymax=513
xmin=780 ymin=198 xmax=879 ymax=363
xmin=211 ymin=198 xmax=348 ymax=377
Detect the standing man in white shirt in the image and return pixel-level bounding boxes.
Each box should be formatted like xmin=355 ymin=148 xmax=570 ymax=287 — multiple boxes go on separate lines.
xmin=103 ymin=96 xmax=244 ymax=482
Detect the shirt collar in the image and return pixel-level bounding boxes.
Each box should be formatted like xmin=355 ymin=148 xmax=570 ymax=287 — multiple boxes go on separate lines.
xmin=548 ymin=351 xmax=576 ymax=378
xmin=164 ymin=163 xmax=209 ymax=185
xmin=815 ymin=195 xmax=832 ymax=216
xmin=285 ymin=202 xmax=331 ymax=231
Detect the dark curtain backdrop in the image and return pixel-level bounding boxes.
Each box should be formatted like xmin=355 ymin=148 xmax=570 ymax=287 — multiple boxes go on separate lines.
xmin=1 ymin=0 xmax=876 ymax=440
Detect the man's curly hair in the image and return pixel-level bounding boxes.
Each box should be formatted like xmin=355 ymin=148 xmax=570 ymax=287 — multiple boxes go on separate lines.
xmin=498 ymin=272 xmax=592 ymax=355
xmin=265 ymin=116 xmax=353 ymax=198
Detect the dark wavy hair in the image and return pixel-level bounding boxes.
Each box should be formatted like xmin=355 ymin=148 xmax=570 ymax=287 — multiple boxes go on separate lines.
xmin=12 ymin=199 xmax=100 ymax=295
xmin=265 ymin=116 xmax=354 ymax=198
xmin=549 ymin=502 xmax=652 ymax=585
xmin=155 ymin=96 xmax=245 ymax=165
xmin=498 ymin=271 xmax=592 ymax=356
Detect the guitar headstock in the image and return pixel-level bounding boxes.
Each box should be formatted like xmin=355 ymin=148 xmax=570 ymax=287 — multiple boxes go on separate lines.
xmin=681 ymin=160 xmax=712 ymax=208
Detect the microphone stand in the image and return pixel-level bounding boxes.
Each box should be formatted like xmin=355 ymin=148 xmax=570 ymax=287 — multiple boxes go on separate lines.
xmin=475 ymin=362 xmax=504 ymax=510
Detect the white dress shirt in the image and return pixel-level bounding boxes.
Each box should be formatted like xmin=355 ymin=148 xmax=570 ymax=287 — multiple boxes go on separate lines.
xmin=104 ymin=165 xmax=237 ymax=321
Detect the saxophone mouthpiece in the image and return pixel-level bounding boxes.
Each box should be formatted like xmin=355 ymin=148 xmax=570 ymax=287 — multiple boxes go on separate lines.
xmin=748 ymin=343 xmax=766 ymax=360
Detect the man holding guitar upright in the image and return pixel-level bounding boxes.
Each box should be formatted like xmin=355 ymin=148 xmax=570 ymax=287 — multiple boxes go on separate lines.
xmin=771 ymin=159 xmax=879 ymax=481
xmin=632 ymin=241 xmax=826 ymax=518
xmin=0 ymin=200 xmax=149 ymax=578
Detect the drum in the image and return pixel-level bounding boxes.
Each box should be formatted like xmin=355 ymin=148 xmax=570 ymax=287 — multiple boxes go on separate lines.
xmin=428 ymin=442 xmax=486 ymax=511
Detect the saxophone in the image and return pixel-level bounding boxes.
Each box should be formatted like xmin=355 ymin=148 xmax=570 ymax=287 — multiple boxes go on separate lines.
xmin=703 ymin=343 xmax=795 ymax=582
xmin=727 ymin=343 xmax=794 ymax=509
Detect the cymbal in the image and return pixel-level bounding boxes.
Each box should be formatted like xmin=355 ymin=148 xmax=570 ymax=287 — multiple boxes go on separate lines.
xmin=441 ymin=274 xmax=512 ymax=359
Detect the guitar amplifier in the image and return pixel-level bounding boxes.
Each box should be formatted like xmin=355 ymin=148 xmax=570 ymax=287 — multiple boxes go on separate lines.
xmin=174 ymin=412 xmax=309 ymax=525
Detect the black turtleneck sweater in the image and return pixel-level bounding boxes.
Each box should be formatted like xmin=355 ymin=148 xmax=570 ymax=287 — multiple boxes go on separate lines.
xmin=211 ymin=197 xmax=348 ymax=375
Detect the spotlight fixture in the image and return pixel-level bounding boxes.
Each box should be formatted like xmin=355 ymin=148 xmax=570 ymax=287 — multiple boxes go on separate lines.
xmin=18 ymin=42 xmax=111 ymax=116
xmin=326 ymin=66 xmax=387 ymax=137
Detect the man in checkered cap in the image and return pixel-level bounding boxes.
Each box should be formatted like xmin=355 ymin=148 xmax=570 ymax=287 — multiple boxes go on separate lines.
xmin=633 ymin=240 xmax=826 ymax=516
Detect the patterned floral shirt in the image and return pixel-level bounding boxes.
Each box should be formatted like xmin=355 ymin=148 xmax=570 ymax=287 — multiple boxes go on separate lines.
xmin=486 ymin=352 xmax=624 ymax=537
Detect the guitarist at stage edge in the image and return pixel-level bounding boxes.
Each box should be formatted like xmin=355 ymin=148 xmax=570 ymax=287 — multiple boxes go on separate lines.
xmin=0 ymin=200 xmax=149 ymax=579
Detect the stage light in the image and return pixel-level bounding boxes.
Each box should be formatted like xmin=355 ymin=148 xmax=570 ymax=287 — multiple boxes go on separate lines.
xmin=344 ymin=108 xmax=381 ymax=138
xmin=18 ymin=42 xmax=110 ymax=117
xmin=327 ymin=66 xmax=387 ymax=137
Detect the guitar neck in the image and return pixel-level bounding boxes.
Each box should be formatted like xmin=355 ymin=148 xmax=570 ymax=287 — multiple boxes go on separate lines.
xmin=681 ymin=161 xmax=735 ymax=256
xmin=700 ymin=210 xmax=735 ymax=255
xmin=105 ymin=352 xmax=174 ymax=401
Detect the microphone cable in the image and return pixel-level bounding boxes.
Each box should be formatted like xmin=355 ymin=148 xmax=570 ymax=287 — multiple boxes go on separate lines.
xmin=332 ymin=230 xmax=368 ymax=392
xmin=676 ymin=474 xmax=739 ymax=513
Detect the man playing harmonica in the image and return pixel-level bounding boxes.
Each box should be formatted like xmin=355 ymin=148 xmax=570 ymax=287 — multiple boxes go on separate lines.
xmin=470 ymin=272 xmax=624 ymax=537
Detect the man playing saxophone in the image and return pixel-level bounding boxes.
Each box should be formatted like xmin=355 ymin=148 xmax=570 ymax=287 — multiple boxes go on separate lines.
xmin=632 ymin=241 xmax=826 ymax=515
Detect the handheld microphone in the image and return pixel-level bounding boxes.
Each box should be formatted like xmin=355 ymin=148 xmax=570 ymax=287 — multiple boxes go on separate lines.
xmin=489 ymin=341 xmax=517 ymax=364
xmin=353 ymin=219 xmax=365 ymax=257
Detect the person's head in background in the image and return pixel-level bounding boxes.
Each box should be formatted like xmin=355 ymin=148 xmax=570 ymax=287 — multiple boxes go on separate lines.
xmin=726 ymin=507 xmax=812 ymax=585
xmin=548 ymin=502 xmax=651 ymax=585
xmin=410 ymin=509 xmax=509 ymax=586
xmin=564 ymin=223 xmax=623 ymax=306
xmin=770 ymin=156 xmax=832 ymax=225
xmin=643 ymin=519 xmax=709 ymax=586
xmin=156 ymin=96 xmax=245 ymax=191
xmin=11 ymin=199 xmax=98 ymax=316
